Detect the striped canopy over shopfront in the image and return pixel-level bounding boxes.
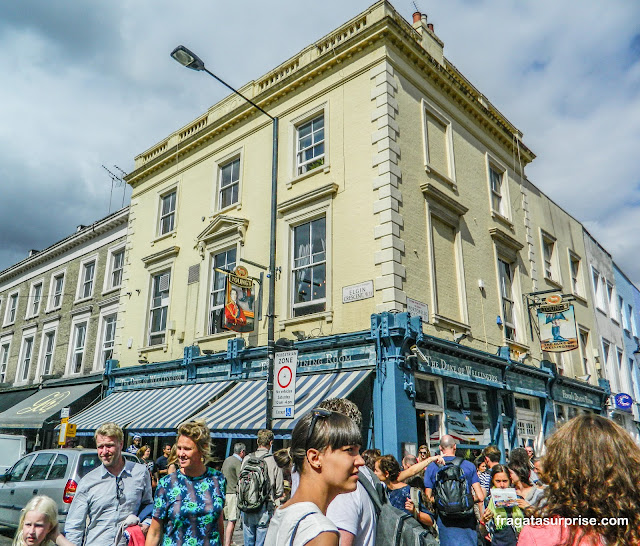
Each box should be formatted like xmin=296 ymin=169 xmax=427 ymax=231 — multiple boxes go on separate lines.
xmin=70 ymin=381 xmax=231 ymax=434
xmin=192 ymin=369 xmax=371 ymax=437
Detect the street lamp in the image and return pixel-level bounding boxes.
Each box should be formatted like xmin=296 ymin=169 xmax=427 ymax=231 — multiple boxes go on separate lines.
xmin=171 ymin=45 xmax=279 ymax=428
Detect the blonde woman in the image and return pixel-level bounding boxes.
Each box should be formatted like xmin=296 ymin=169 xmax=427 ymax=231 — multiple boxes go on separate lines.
xmin=13 ymin=496 xmax=74 ymax=546
xmin=145 ymin=420 xmax=226 ymax=546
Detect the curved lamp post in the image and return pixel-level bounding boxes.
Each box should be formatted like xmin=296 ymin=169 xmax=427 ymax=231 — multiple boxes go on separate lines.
xmin=171 ymin=45 xmax=279 ymax=429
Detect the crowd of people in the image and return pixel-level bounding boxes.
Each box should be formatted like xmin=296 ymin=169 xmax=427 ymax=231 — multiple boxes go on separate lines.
xmin=9 ymin=407 xmax=640 ymax=546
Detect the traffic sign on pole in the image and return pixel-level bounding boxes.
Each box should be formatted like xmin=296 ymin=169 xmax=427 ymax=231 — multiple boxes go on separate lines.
xmin=273 ymin=350 xmax=297 ymax=419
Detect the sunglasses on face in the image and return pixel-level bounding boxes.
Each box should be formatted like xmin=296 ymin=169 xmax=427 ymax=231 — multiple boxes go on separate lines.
xmin=306 ymin=408 xmax=332 ymax=450
xmin=419 ymin=451 xmax=428 ymax=456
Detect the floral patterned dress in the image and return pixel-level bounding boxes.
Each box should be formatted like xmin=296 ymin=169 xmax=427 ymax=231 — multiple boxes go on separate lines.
xmin=153 ymin=468 xmax=226 ymax=546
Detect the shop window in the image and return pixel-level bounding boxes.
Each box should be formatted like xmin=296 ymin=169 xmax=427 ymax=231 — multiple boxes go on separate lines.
xmin=514 ymin=397 xmax=531 ymax=410
xmin=415 ymin=378 xmax=440 ymax=406
xmin=445 ymin=384 xmax=490 ymax=446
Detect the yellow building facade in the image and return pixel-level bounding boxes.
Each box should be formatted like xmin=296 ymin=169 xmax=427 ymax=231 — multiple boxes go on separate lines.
xmin=116 ymin=1 xmax=599 ymax=385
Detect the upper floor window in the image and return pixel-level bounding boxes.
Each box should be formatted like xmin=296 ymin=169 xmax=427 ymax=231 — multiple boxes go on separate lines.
xmin=592 ymin=267 xmax=606 ymax=312
xmin=578 ymin=328 xmax=591 ymax=376
xmin=159 ymin=191 xmax=177 ymax=236
xmin=422 ymin=100 xmax=456 ymax=183
xmin=71 ymin=323 xmax=87 ymax=374
xmin=110 ymin=249 xmax=125 ymax=289
xmin=541 ymin=234 xmax=558 ymax=282
xmin=20 ymin=336 xmax=34 ymax=382
xmin=29 ymin=282 xmax=43 ymax=317
xmin=219 ymin=158 xmax=240 ymax=209
xmin=0 ymin=342 xmax=10 ymax=383
xmin=569 ymin=253 xmax=583 ymax=297
xmin=489 ymin=166 xmax=506 ymax=218
xmin=292 ymin=217 xmax=326 ymax=317
xmin=617 ymin=295 xmax=625 ymax=326
xmin=296 ymin=114 xmax=325 ymax=176
xmin=209 ymin=249 xmax=237 ymax=335
xmin=41 ymin=330 xmax=56 ymax=377
xmin=606 ymin=282 xmax=615 ymax=319
xmin=79 ymin=261 xmax=96 ymax=300
xmin=49 ymin=273 xmax=65 ymax=309
xmin=4 ymin=292 xmax=19 ymax=325
xmin=149 ymin=271 xmax=170 ymax=346
xmin=629 ymin=303 xmax=638 ymax=338
xmin=498 ymin=258 xmax=517 ymax=341
xmin=100 ymin=314 xmax=117 ymax=368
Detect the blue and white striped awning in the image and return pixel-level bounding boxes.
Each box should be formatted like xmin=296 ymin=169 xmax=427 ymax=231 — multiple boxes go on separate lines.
xmin=192 ymin=379 xmax=267 ymax=433
xmin=271 ymin=369 xmax=371 ymax=430
xmin=70 ymin=381 xmax=232 ymax=432
xmin=192 ymin=369 xmax=372 ymax=435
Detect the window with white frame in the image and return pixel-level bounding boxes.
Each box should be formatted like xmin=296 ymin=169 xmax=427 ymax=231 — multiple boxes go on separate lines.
xmin=208 ymin=249 xmax=237 ymax=335
xmin=49 ymin=273 xmax=65 ymax=309
xmin=578 ymin=327 xmax=591 ymax=376
xmin=100 ymin=314 xmax=117 ymax=368
xmin=617 ymin=295 xmax=625 ymax=326
xmin=296 ymin=114 xmax=325 ymax=176
xmin=602 ymin=339 xmax=612 ymax=383
xmin=616 ymin=347 xmax=624 ymax=386
xmin=292 ymin=217 xmax=326 ymax=317
xmin=41 ymin=330 xmax=56 ymax=377
xmin=109 ymin=249 xmax=125 ymax=290
xmin=541 ymin=234 xmax=557 ymax=282
xmin=569 ymin=253 xmax=583 ymax=297
xmin=0 ymin=341 xmax=10 ymax=383
xmin=488 ymin=164 xmax=507 ymax=218
xmin=606 ymin=282 xmax=615 ymax=318
xmin=4 ymin=292 xmax=19 ymax=325
xmin=28 ymin=282 xmax=43 ymax=317
xmin=79 ymin=261 xmax=96 ymax=299
xmin=70 ymin=322 xmax=87 ymax=374
xmin=629 ymin=303 xmax=638 ymax=338
xmin=219 ymin=158 xmax=240 ymax=209
xmin=149 ymin=271 xmax=170 ymax=346
xmin=498 ymin=258 xmax=517 ymax=341
xmin=592 ymin=268 xmax=606 ymax=311
xmin=158 ymin=190 xmax=177 ymax=236
xmin=19 ymin=336 xmax=34 ymax=382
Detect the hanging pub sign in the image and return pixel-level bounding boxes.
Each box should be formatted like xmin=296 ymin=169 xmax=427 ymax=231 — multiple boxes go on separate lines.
xmin=222 ymin=267 xmax=255 ymax=333
xmin=537 ymin=294 xmax=578 ymax=352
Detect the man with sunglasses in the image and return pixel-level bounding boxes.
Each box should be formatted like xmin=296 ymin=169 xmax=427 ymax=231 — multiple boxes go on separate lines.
xmin=64 ymin=422 xmax=152 ymax=546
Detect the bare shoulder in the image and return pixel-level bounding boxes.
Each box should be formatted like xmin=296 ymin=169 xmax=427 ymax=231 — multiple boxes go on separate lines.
xmin=305 ymin=531 xmax=340 ymax=546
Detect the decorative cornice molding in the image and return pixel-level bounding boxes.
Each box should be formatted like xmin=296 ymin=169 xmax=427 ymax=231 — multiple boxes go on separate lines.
xmin=142 ymin=246 xmax=180 ymax=267
xmin=420 ymin=183 xmax=468 ymax=216
xmin=489 ymin=227 xmax=524 ymax=252
xmin=277 ymin=183 xmax=339 ymax=214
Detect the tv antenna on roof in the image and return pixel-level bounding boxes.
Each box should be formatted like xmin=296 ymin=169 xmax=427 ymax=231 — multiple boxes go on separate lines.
xmin=102 ymin=165 xmax=128 ymax=213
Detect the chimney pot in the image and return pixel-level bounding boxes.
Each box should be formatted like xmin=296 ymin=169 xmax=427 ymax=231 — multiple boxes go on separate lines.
xmin=427 ymin=23 xmax=434 ymax=32
xmin=412 ymin=11 xmax=421 ymax=24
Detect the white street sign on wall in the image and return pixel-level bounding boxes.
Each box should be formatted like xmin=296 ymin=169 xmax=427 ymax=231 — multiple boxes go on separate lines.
xmin=342 ymin=281 xmax=374 ymax=303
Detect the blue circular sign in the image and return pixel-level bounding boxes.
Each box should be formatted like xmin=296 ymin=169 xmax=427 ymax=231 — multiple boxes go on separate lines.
xmin=614 ymin=392 xmax=633 ymax=410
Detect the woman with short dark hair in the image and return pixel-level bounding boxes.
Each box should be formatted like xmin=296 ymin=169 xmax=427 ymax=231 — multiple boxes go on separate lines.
xmin=265 ymin=408 xmax=364 ymax=545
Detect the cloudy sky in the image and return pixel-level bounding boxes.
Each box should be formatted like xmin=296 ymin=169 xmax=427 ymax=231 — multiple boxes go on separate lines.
xmin=1 ymin=1 xmax=639 ymax=285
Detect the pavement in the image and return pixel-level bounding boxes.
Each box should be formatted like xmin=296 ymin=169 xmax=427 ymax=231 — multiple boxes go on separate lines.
xmin=0 ymin=524 xmax=245 ymax=545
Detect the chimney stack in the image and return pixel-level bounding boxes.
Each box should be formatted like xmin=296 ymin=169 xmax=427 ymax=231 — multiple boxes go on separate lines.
xmin=412 ymin=11 xmax=421 ymax=24
xmin=411 ymin=11 xmax=444 ymax=66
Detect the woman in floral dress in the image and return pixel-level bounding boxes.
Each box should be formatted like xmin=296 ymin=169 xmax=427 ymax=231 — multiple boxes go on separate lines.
xmin=145 ymin=420 xmax=226 ymax=546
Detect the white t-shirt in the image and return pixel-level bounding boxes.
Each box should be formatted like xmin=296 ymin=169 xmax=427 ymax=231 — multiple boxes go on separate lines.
xmin=265 ymin=501 xmax=338 ymax=546
xmin=325 ymin=467 xmax=377 ymax=546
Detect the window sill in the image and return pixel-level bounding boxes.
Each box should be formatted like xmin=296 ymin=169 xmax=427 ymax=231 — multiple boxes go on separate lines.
xmin=215 ymin=202 xmax=242 ymax=215
xmin=287 ymin=163 xmax=330 ymax=189
xmin=543 ymin=276 xmax=563 ymax=290
xmin=194 ymin=331 xmax=237 ymax=344
xmin=45 ymin=306 xmax=63 ymax=314
xmin=74 ymin=296 xmax=94 ymax=306
xmin=571 ymin=293 xmax=587 ymax=305
xmin=2 ymin=322 xmax=16 ymax=329
xmin=491 ymin=211 xmax=514 ymax=230
xmin=424 ymin=164 xmax=457 ymax=190
xmin=431 ymin=314 xmax=470 ymax=334
xmin=139 ymin=344 xmax=168 ymax=355
xmin=151 ymin=231 xmax=177 ymax=245
xmin=506 ymin=339 xmax=530 ymax=354
xmin=596 ymin=306 xmax=609 ymax=316
xmin=101 ymin=287 xmax=120 ymax=298
xmin=279 ymin=310 xmax=333 ymax=331
xmin=611 ymin=317 xmax=621 ymax=326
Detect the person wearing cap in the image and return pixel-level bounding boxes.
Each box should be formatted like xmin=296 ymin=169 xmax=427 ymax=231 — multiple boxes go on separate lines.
xmin=126 ymin=434 xmax=142 ymax=454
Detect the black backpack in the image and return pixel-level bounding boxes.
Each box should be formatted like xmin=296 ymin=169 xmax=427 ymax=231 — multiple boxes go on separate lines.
xmin=237 ymin=452 xmax=271 ymax=513
xmin=358 ymin=472 xmax=439 ymax=546
xmin=432 ymin=456 xmax=475 ymax=519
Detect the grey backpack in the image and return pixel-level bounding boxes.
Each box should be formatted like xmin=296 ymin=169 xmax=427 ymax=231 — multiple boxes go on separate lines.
xmin=237 ymin=452 xmax=271 ymax=513
xmin=358 ymin=472 xmax=439 ymax=546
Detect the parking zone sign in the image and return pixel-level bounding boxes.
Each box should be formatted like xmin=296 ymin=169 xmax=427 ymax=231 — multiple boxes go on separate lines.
xmin=273 ymin=350 xmax=297 ymax=419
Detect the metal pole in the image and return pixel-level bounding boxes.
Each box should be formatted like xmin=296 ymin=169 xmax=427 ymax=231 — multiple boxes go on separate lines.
xmin=266 ymin=117 xmax=279 ymax=429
